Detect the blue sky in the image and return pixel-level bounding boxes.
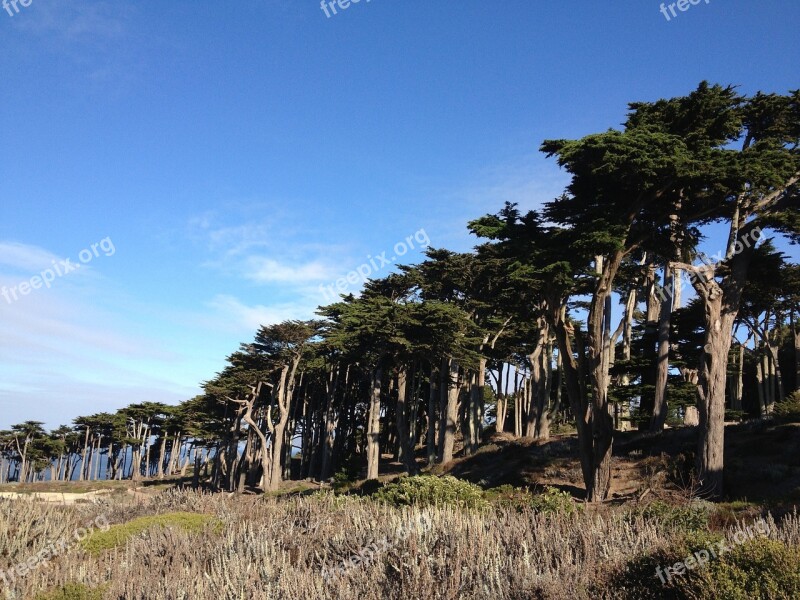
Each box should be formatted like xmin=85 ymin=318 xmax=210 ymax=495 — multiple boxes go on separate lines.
xmin=0 ymin=0 xmax=798 ymax=429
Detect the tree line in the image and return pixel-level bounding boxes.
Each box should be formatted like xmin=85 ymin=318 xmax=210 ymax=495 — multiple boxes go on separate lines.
xmin=2 ymin=82 xmax=798 ymax=501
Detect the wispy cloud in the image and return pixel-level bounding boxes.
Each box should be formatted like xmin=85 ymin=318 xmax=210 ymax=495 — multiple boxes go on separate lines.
xmin=0 ymin=241 xmax=61 ymax=272
xmin=242 ymin=257 xmax=339 ymax=284
xmin=208 ymin=294 xmax=318 ymax=331
xmin=0 ymin=240 xmax=203 ymax=429
xmin=13 ymin=0 xmax=130 ymax=41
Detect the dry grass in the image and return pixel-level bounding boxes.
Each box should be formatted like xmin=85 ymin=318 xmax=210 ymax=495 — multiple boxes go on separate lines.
xmin=0 ymin=489 xmax=798 ymax=599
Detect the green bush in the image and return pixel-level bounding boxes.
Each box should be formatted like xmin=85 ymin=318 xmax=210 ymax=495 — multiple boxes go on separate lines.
xmin=630 ymin=500 xmax=709 ymax=533
xmin=373 ymin=475 xmax=489 ymax=510
xmin=774 ymin=392 xmax=800 ymax=423
xmin=693 ymin=537 xmax=800 ymax=599
xmin=80 ymin=511 xmax=222 ymax=555
xmin=529 ymin=486 xmax=579 ymax=515
xmin=35 ymin=583 xmax=105 ymax=600
xmin=483 ymin=484 xmax=533 ymax=512
xmin=614 ymin=530 xmax=800 ymax=599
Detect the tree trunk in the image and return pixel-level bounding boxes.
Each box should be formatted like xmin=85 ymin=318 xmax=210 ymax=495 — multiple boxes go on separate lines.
xmin=395 ymin=367 xmax=413 ymax=472
xmin=549 ymin=302 xmax=593 ymax=497
xmin=426 ymin=362 xmax=437 ymax=466
xmin=794 ymin=311 xmax=800 ymax=393
xmin=640 ymin=266 xmax=661 ymax=429
xmin=437 ymin=358 xmax=460 ymax=464
xmin=585 ymin=254 xmax=621 ymax=502
xmin=319 ymin=365 xmax=340 ymax=481
xmin=768 ymin=342 xmax=784 ymax=404
xmin=536 ymin=340 xmax=553 ymax=439
xmin=366 ymin=365 xmax=383 ymax=480
xmin=469 ymin=359 xmax=486 ymax=453
xmin=696 ymin=298 xmax=735 ymax=498
xmin=652 ymin=266 xmax=674 ymax=430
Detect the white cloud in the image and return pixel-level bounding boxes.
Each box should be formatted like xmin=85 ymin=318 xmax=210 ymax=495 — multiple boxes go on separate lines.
xmin=0 ymin=241 xmax=61 ymax=272
xmin=208 ymin=294 xmax=318 ymax=331
xmin=0 ymin=241 xmax=203 ymax=429
xmin=242 ymin=257 xmax=338 ymax=284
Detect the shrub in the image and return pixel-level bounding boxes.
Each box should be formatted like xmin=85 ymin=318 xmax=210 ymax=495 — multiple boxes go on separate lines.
xmin=529 ymin=486 xmax=579 ymax=515
xmin=80 ymin=511 xmax=222 ymax=555
xmin=774 ymin=392 xmax=800 ymax=423
xmin=630 ymin=500 xmax=709 ymax=533
xmin=35 ymin=583 xmax=105 ymax=600
xmin=372 ymin=475 xmax=489 ymax=510
xmin=692 ymin=537 xmax=800 ymax=599
xmin=483 ymin=484 xmax=534 ymax=512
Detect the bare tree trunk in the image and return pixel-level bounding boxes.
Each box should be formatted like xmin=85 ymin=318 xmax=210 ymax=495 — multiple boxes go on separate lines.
xmin=366 ymin=365 xmax=383 ymax=480
xmin=734 ymin=342 xmax=745 ymax=411
xmin=794 ymin=310 xmax=800 ymax=393
xmin=757 ymin=349 xmax=766 ymax=415
xmin=319 ymin=365 xmax=340 ymax=482
xmin=495 ymin=362 xmax=507 ymax=434
xmin=536 ymin=340 xmax=553 ymax=439
xmin=549 ymin=302 xmax=593 ymax=497
xmin=640 ymin=265 xmax=662 ymax=429
xmin=79 ymin=427 xmax=89 ymax=482
xmin=652 ymin=265 xmax=674 ymax=430
xmin=157 ymin=436 xmax=167 ymax=479
xmin=396 ymin=367 xmax=413 ymax=472
xmin=437 ymin=358 xmax=459 ymax=464
xmin=427 ymin=362 xmax=437 ymax=466
xmin=768 ymin=341 xmax=785 ymax=404
xmin=585 ymin=254 xmax=621 ymax=501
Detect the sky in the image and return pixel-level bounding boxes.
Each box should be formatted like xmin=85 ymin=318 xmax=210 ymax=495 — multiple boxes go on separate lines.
xmin=0 ymin=0 xmax=798 ymax=429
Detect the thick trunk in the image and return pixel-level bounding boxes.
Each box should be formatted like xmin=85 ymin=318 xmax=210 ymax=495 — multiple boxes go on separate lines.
xmin=396 ymin=367 xmax=410 ymax=470
xmin=684 ymin=221 xmax=757 ymax=499
xmin=640 ymin=267 xmax=661 ymax=429
xmin=426 ymin=362 xmax=437 ymax=466
xmin=536 ymin=340 xmax=553 ymax=440
xmin=495 ymin=362 xmax=507 ymax=434
xmin=319 ymin=366 xmax=340 ymax=481
xmin=366 ymin=365 xmax=383 ymax=480
xmin=585 ymin=254 xmax=620 ymax=502
xmin=526 ymin=349 xmax=542 ymax=438
xmin=465 ymin=364 xmax=484 ymax=455
xmin=651 ymin=266 xmax=674 ymax=431
xmin=549 ymin=303 xmax=593 ymax=497
xmin=768 ymin=342 xmax=784 ymax=404
xmin=437 ymin=358 xmax=460 ymax=464
xmin=269 ymin=419 xmax=287 ymax=489
xmin=794 ymin=313 xmax=800 ymax=393
xmin=696 ymin=299 xmax=735 ymax=498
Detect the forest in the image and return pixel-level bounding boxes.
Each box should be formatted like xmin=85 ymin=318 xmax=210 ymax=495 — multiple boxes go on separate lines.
xmin=3 ymin=82 xmax=799 ymax=508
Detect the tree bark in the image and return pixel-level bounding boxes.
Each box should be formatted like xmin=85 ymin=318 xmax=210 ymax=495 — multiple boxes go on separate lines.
xmin=437 ymin=358 xmax=460 ymax=464
xmin=366 ymin=365 xmax=383 ymax=480
xmin=651 ymin=266 xmax=674 ymax=431
xmin=426 ymin=362 xmax=437 ymax=466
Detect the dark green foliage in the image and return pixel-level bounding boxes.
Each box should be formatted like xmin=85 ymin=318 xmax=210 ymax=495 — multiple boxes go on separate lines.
xmin=34 ymin=584 xmax=106 ymax=600
xmin=629 ymin=500 xmax=710 ymax=533
xmin=372 ymin=475 xmax=489 ymax=510
xmin=774 ymin=391 xmax=800 ymax=423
